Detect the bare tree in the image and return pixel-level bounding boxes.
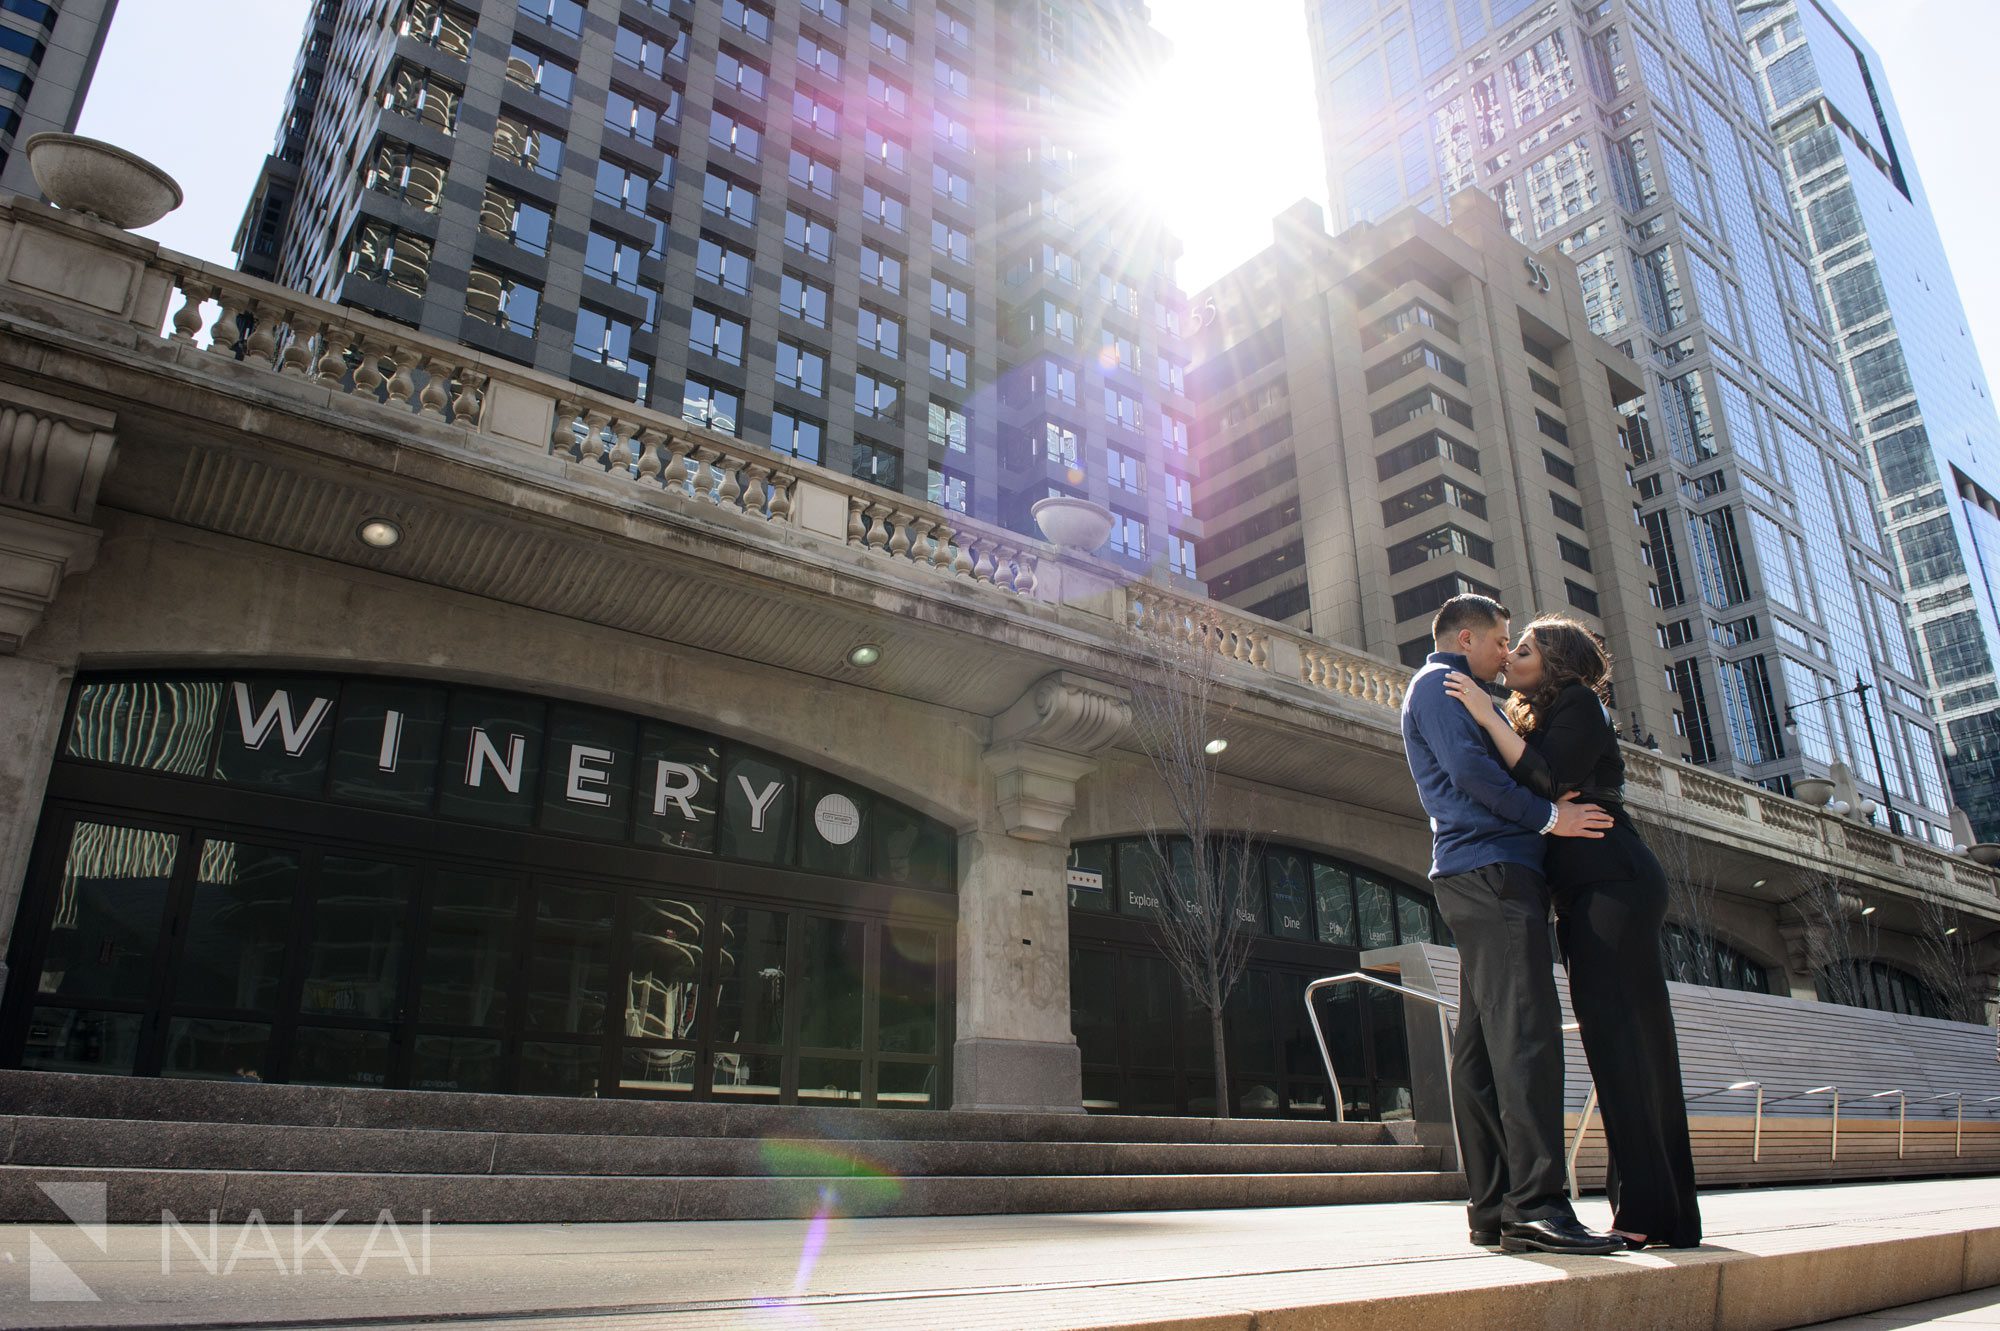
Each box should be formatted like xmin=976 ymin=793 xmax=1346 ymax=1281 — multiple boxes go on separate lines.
xmin=1121 ymin=595 xmax=1264 ymax=1118
xmin=1907 ymin=886 xmax=1987 ymax=1024
xmin=1640 ymin=796 xmax=1725 ymax=985
xmin=1783 ymin=865 xmax=1878 ymax=1008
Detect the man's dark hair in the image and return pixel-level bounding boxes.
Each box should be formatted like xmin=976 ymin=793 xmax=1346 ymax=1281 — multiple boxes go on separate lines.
xmin=1431 ymin=594 xmax=1510 ymax=645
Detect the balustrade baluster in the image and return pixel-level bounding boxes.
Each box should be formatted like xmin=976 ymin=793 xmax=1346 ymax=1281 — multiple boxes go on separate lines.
xmin=278 ymin=313 xmax=314 ymax=376
xmin=766 ymin=470 xmax=793 ymax=522
xmin=243 ymin=302 xmax=279 ymax=367
xmin=385 ymin=349 xmax=418 ymax=410
xmin=863 ymin=501 xmax=893 ymax=552
xmin=449 ymin=370 xmax=483 ymax=426
xmin=170 ymin=278 xmax=205 ymax=342
xmin=579 ymin=409 xmax=611 ymax=467
xmin=847 ymin=495 xmax=867 ymax=544
xmin=635 ymin=427 xmax=663 ymax=483
xmin=550 ymin=400 xmax=577 ymax=458
xmin=314 ymin=323 xmax=349 ymax=385
xmin=349 ymin=342 xmax=385 ymax=399
xmin=716 ymin=452 xmax=743 ymax=509
xmin=418 ymin=357 xmax=451 ymax=417
xmin=608 ymin=419 xmax=634 ymax=474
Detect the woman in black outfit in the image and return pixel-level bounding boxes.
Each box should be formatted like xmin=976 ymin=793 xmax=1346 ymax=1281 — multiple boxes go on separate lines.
xmin=1442 ymin=615 xmax=1702 ymax=1250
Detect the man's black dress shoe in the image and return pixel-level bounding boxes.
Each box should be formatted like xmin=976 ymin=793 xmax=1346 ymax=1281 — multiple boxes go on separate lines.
xmin=1498 ymin=1217 xmax=1622 ymax=1255
xmin=1470 ymin=1229 xmax=1501 ymax=1248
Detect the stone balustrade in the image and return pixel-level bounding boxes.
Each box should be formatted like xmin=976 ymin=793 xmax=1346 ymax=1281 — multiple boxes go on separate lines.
xmin=10 ymin=207 xmax=1995 ymax=910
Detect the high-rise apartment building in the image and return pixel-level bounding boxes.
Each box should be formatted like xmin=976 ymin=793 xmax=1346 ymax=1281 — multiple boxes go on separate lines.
xmin=1191 ymin=194 xmax=1679 ymax=743
xmin=0 ymin=0 xmax=117 ymax=198
xmin=237 ymin=0 xmax=1196 ymax=571
xmin=1737 ymin=0 xmax=2000 ymax=841
xmin=1308 ymin=0 xmax=1957 ymax=845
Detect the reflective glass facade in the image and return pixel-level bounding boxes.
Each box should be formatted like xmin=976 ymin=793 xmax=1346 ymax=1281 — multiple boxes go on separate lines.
xmin=1310 ymin=0 xmax=1957 ymax=844
xmin=1738 ymin=0 xmax=2000 ymax=843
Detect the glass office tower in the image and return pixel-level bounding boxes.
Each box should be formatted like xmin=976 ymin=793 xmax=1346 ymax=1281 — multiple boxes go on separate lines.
xmin=1309 ymin=0 xmax=1957 ymax=844
xmin=236 ymin=0 xmax=1198 ymax=568
xmin=1737 ymin=0 xmax=2000 ymax=842
xmin=0 ymin=0 xmax=117 ymax=198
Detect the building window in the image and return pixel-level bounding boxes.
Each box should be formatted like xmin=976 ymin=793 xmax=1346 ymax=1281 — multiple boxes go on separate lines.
xmin=932 ymin=220 xmax=971 ymax=265
xmin=793 ymin=89 xmax=839 ymax=137
xmin=1363 ymin=341 xmax=1466 ymax=392
xmin=595 ymin=158 xmax=658 ymax=214
xmin=1550 ymin=492 xmax=1586 ymax=527
xmin=1669 ymin=659 xmax=1717 ymax=764
xmin=929 ymin=337 xmax=969 ymax=388
xmin=689 ymin=307 xmax=747 ymax=367
xmin=869 ymin=18 xmax=911 ymax=61
xmin=798 ymin=33 xmax=842 ymax=80
xmin=346 ymin=221 xmax=433 ymax=298
xmin=1377 ymin=430 xmax=1479 ymax=479
xmin=1536 ymin=410 xmax=1570 ymax=445
xmin=696 ymin=237 xmax=753 ymax=294
xmin=861 ymin=184 xmax=907 ymax=232
xmin=936 ymin=5 xmax=971 ymax=45
xmin=858 ymin=306 xmax=902 ymax=356
xmin=928 ymin=401 xmax=968 ymax=453
xmin=801 ymin=0 xmax=844 ymax=22
xmin=1166 ymin=471 xmax=1193 ymax=515
xmin=1392 ymin=573 xmax=1502 ymax=623
xmin=1564 ymin=579 xmax=1600 ymax=614
xmin=1387 ymin=525 xmax=1495 ymax=574
xmin=1543 ymin=449 xmax=1577 ymax=485
xmin=934 ymin=55 xmax=969 ymax=97
xmin=1109 ymin=508 xmax=1147 ymax=558
xmin=518 ymin=0 xmax=582 ymax=37
xmin=722 ymin=0 xmax=772 ymax=42
xmin=770 ymin=409 xmax=824 ymax=464
xmin=1100 ymin=329 xmax=1139 ymax=370
xmin=717 ymin=48 xmax=767 ymax=100
xmin=1035 ymin=300 xmax=1079 ymax=345
xmin=404 ymin=0 xmax=475 ymax=56
xmin=853 ymin=440 xmax=902 ymax=488
xmin=1038 ymin=359 xmax=1078 ymax=405
xmin=866 ymin=127 xmax=909 ymax=174
xmin=701 ymin=172 xmax=757 ymax=225
xmin=861 ymin=243 xmax=903 ymax=292
xmin=781 ymin=272 xmax=830 ymax=327
xmin=868 ymin=71 xmax=910 ymax=113
xmin=785 ymin=208 xmax=833 ymax=260
xmin=931 ymin=278 xmax=970 ymax=325
xmin=584 ymin=230 xmax=644 ymax=293
xmin=855 ymin=372 xmax=903 ymax=421
xmin=1168 ymin=532 xmax=1198 ymax=579
xmin=1107 ymin=446 xmax=1144 ymax=493
xmin=1371 ymin=389 xmax=1473 ymax=437
xmin=927 ymin=467 xmax=970 ymax=514
xmin=493 ymin=112 xmax=561 ymax=177
xmin=465 ymin=264 xmax=540 ymax=336
xmin=615 ymin=22 xmax=686 ymax=74
xmin=1042 ymin=420 xmax=1080 ymax=467
xmin=505 ymin=43 xmax=575 ymax=105
xmin=789 ymin=149 xmax=838 ymax=198
xmin=682 ymin=378 xmax=741 ymax=435
xmin=605 ymin=88 xmax=677 ymax=142
xmin=573 ymin=307 xmax=651 ymax=396
xmin=776 ymin=341 xmax=827 ymax=396
xmin=709 ymin=108 xmax=763 ymax=162
xmin=934 ymin=108 xmax=972 ymax=151
xmin=479 ymin=185 xmax=549 ymax=256
xmin=383 ymin=62 xmax=463 ymax=133
xmin=1161 ymin=411 xmax=1190 ymax=455
xmin=1104 ymin=387 xmax=1142 ymax=431
xmin=1156 ymin=354 xmax=1187 ymax=396
xmin=1381 ymin=477 xmax=1486 ymax=525
xmin=932 ymin=163 xmax=972 ymax=205
xmin=1558 ymin=536 xmax=1593 ymax=570
xmin=366 ymin=140 xmax=448 ymax=211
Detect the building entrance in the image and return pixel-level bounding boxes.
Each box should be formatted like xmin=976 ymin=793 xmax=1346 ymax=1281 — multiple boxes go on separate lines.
xmin=1 ymin=675 xmax=957 ymax=1106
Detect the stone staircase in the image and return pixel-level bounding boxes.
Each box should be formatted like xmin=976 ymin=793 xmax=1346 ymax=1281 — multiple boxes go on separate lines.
xmin=0 ymin=1069 xmax=1463 ymax=1222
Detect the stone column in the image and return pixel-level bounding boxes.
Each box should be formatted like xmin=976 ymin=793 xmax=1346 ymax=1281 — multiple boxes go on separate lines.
xmin=0 ymin=383 xmax=116 ymax=991
xmin=954 ymin=672 xmax=1129 ymax=1113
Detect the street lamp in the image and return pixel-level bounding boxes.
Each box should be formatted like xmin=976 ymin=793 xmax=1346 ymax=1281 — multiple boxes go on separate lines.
xmin=1783 ymin=674 xmax=1903 ymax=836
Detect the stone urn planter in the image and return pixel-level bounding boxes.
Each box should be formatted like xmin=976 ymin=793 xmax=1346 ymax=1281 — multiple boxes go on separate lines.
xmin=1031 ymin=495 xmax=1114 ymax=553
xmin=25 ymin=133 xmax=183 ymax=229
xmin=1968 ymin=843 xmax=2000 ymax=868
xmin=1793 ymin=776 xmax=1836 ymax=808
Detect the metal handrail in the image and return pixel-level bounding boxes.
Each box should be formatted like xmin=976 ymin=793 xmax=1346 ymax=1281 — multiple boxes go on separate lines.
xmin=1302 ymin=972 xmax=1456 ymax=1127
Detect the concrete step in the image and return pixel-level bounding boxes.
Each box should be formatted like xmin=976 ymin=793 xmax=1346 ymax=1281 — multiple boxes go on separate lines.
xmin=0 ymin=1163 xmax=1470 ymax=1223
xmin=0 ymin=1114 xmax=1444 ymax=1178
xmin=0 ymin=1069 xmax=1402 ymax=1146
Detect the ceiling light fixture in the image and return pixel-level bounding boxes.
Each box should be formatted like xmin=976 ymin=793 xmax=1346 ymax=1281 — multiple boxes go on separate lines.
xmin=846 ymin=643 xmax=882 ymax=668
xmin=1751 ymin=879 xmax=1766 ymax=889
xmin=1859 ymin=904 xmax=1876 ymax=916
xmin=1204 ymin=738 xmax=1228 ymax=756
xmin=356 ymin=518 xmax=401 ymax=549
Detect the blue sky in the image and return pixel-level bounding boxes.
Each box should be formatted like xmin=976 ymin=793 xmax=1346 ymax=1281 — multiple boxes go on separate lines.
xmin=73 ymin=0 xmax=2000 ymax=383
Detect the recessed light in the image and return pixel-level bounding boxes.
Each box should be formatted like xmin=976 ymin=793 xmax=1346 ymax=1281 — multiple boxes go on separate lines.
xmin=847 ymin=643 xmax=882 ymax=668
xmin=1944 ymin=926 xmax=1959 ymax=936
xmin=357 ymin=518 xmax=401 ymax=549
xmin=1859 ymin=904 xmax=1876 ymax=916
xmin=1204 ymin=738 xmax=1228 ymax=755
xmin=1751 ymin=879 xmax=1766 ymax=889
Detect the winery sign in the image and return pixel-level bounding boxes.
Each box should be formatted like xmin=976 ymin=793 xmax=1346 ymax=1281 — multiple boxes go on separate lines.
xmin=64 ymin=673 xmax=954 ymax=887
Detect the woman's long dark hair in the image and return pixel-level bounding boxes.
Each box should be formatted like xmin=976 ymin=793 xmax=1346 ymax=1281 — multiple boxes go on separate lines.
xmin=1505 ymin=615 xmax=1613 ymax=735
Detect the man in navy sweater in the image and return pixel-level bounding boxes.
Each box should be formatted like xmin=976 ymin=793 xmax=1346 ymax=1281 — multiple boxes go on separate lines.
xmin=1401 ymin=593 xmax=1621 ymax=1255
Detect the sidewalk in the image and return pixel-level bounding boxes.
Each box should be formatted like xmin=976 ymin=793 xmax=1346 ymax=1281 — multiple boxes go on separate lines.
xmin=2 ymin=1176 xmax=1994 ymax=1330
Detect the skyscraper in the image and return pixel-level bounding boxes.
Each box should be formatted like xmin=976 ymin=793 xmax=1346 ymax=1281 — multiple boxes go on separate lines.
xmin=237 ymin=0 xmax=1197 ymax=572
xmin=1189 ymin=194 xmax=1680 ymax=747
xmin=1737 ymin=0 xmax=2000 ymax=841
xmin=1309 ymin=0 xmax=1958 ymax=845
xmin=0 ymin=0 xmax=118 ymax=198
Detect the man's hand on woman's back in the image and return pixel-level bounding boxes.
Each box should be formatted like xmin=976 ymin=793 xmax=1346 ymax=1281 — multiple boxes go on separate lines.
xmin=1552 ymin=791 xmax=1613 ymax=838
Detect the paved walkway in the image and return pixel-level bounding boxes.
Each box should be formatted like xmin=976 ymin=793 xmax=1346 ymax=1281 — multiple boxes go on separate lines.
xmin=1 ymin=1177 xmax=1993 ymax=1329
xmin=1805 ymin=1287 xmax=2000 ymax=1328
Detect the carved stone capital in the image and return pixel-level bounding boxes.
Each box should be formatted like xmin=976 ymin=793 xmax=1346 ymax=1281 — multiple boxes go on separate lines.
xmin=984 ymin=672 xmax=1131 ymax=843
xmin=0 ymin=506 xmax=100 ymax=652
xmin=0 ymin=383 xmax=115 ymax=653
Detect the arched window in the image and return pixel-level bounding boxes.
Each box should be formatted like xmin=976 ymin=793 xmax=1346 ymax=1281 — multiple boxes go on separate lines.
xmin=1660 ymin=923 xmax=1772 ymax=994
xmin=1065 ymin=836 xmax=1446 ymax=948
xmin=1816 ymin=959 xmax=1945 ymax=1018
